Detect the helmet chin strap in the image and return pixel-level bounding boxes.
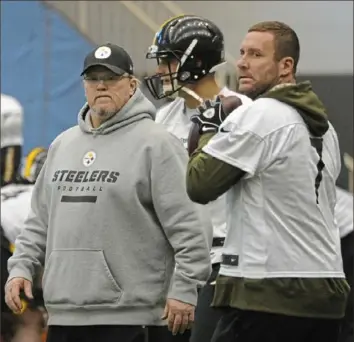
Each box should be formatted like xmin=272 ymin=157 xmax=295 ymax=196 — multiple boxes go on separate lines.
xmin=163 ymin=83 xmax=202 ymax=102
xmin=179 ymin=87 xmax=204 ymax=104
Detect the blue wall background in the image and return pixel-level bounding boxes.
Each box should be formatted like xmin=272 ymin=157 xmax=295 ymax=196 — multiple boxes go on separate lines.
xmin=1 ymin=1 xmax=94 ymax=155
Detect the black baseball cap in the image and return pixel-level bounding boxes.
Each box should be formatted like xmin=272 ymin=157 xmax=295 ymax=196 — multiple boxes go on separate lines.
xmin=81 ymin=43 xmax=134 ymax=76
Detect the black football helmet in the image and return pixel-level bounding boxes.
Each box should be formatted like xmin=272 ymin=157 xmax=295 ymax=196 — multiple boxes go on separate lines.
xmin=144 ymin=15 xmax=225 ymax=100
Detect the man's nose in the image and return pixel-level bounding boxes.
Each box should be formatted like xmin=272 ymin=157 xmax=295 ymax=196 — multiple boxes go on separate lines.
xmin=96 ymin=81 xmax=108 ymax=90
xmin=236 ymin=57 xmax=248 ymax=71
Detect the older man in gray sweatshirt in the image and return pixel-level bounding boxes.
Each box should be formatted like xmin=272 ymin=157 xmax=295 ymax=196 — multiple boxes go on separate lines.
xmin=4 ymin=44 xmax=212 ymax=342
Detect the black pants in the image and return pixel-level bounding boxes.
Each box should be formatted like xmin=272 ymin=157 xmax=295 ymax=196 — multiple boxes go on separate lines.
xmin=155 ymin=326 xmax=191 ymax=342
xmin=47 ymin=325 xmax=192 ymax=342
xmin=190 ymin=263 xmax=222 ymax=342
xmin=339 ymin=230 xmax=354 ymax=342
xmin=211 ymin=308 xmax=342 ymax=342
xmin=1 ymin=245 xmax=12 ymax=313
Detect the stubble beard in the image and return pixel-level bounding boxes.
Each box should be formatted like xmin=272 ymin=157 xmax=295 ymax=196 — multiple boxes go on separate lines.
xmin=237 ymin=77 xmax=281 ymax=100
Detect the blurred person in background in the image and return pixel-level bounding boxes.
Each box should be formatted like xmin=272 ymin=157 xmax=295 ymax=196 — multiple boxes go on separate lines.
xmin=145 ymin=14 xmax=252 ymax=342
xmin=336 ymin=186 xmax=353 ymax=342
xmin=1 ymin=94 xmax=24 ymax=187
xmin=186 ymin=21 xmax=349 ymax=342
xmin=4 ymin=43 xmax=213 ymax=342
xmin=1 ymin=147 xmax=48 ymax=342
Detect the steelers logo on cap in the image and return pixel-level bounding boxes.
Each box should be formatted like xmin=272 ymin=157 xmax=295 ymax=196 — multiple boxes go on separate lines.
xmin=94 ymin=46 xmax=111 ymax=59
xmin=83 ymin=151 xmax=96 ymax=167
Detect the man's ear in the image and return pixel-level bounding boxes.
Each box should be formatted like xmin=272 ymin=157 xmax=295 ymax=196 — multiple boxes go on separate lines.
xmin=129 ymin=78 xmax=138 ymax=96
xmin=279 ymin=57 xmax=294 ymax=78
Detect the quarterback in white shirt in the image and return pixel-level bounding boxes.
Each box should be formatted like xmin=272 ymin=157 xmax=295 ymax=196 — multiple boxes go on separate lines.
xmin=186 ymin=20 xmax=349 ymax=342
xmin=145 ymin=14 xmax=251 ymax=342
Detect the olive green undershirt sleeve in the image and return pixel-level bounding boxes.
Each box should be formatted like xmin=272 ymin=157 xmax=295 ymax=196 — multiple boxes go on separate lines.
xmin=186 ymin=133 xmax=245 ymax=204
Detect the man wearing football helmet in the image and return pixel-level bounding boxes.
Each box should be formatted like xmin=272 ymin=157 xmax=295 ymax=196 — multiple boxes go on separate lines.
xmin=145 ymin=15 xmax=252 ymax=342
xmin=1 ymin=147 xmax=48 ymax=342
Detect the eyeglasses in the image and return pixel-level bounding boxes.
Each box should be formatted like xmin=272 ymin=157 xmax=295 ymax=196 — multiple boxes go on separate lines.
xmin=83 ymin=74 xmax=127 ymax=85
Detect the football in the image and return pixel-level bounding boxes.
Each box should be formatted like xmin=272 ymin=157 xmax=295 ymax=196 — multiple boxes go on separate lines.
xmin=187 ymin=95 xmax=243 ymax=156
xmin=221 ymin=95 xmax=243 ymax=115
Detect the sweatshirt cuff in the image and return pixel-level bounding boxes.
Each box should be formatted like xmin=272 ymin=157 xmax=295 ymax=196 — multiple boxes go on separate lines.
xmin=7 ymin=267 xmax=33 ymax=285
xmin=167 ymin=276 xmax=198 ymax=306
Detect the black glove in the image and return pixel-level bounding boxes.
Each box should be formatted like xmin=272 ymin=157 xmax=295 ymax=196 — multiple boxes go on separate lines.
xmin=190 ymin=96 xmax=228 ymax=134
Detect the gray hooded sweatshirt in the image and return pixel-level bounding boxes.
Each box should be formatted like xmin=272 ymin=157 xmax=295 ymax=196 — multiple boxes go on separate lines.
xmin=7 ymin=88 xmax=212 ymax=326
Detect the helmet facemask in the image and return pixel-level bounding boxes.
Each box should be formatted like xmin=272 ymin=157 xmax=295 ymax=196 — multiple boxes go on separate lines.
xmin=145 ymin=39 xmax=205 ymax=103
xmin=144 ymin=51 xmax=183 ymax=100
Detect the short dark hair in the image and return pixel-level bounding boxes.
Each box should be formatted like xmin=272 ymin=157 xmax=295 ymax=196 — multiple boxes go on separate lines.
xmin=248 ymin=21 xmax=300 ymax=74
